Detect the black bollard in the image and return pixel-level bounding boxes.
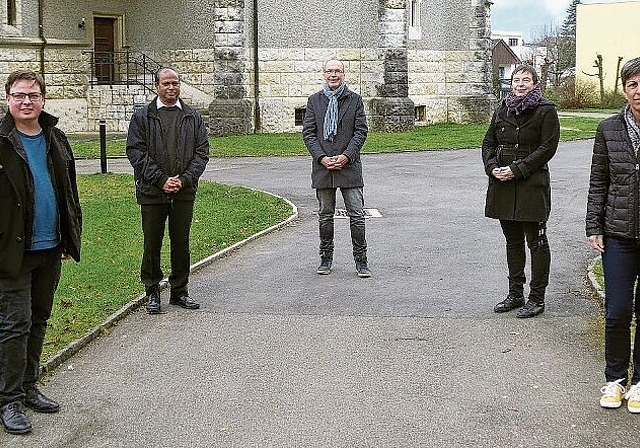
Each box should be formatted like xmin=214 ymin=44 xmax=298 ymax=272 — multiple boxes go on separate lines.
xmin=99 ymin=119 xmax=107 ymax=174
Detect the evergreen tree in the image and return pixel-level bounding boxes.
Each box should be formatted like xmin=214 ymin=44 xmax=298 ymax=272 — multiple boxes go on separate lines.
xmin=558 ymin=0 xmax=581 ymax=71
xmin=562 ymin=0 xmax=581 ymax=37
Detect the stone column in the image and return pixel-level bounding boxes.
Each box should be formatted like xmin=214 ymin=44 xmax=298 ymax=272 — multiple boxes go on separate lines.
xmin=369 ymin=0 xmax=414 ymax=132
xmin=209 ymin=0 xmax=252 ymax=136
xmin=461 ymin=0 xmax=494 ymax=121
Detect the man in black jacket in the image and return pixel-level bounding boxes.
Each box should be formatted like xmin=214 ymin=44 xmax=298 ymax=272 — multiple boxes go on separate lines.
xmin=303 ymin=59 xmax=370 ymax=277
xmin=0 ymin=69 xmax=82 ymax=435
xmin=126 ymin=68 xmax=209 ymax=314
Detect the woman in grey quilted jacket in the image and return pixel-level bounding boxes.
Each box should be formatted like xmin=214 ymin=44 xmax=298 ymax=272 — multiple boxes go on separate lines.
xmin=586 ymin=56 xmax=640 ymax=412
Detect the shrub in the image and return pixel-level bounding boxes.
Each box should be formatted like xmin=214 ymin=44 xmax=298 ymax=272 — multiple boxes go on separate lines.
xmin=548 ymin=77 xmax=598 ymax=109
xmin=600 ymin=90 xmax=626 ymax=109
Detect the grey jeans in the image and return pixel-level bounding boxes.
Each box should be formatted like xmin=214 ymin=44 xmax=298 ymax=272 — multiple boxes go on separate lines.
xmin=316 ymin=187 xmax=367 ymax=261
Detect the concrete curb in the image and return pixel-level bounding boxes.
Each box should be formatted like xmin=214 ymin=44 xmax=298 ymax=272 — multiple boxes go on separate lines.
xmin=41 ymin=190 xmax=298 ymax=374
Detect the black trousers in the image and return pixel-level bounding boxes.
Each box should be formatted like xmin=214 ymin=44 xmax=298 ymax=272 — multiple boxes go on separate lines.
xmin=0 ymin=246 xmax=61 ymax=406
xmin=141 ymin=201 xmax=194 ymax=298
xmin=499 ymin=220 xmax=550 ymax=302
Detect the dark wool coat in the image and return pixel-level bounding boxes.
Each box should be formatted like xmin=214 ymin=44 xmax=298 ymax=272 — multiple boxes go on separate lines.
xmin=302 ymin=87 xmax=368 ymax=189
xmin=482 ymin=98 xmax=560 ymax=222
xmin=0 ymin=111 xmax=82 ymax=279
xmin=126 ymin=97 xmax=210 ymax=205
xmin=586 ymin=111 xmax=640 ymax=239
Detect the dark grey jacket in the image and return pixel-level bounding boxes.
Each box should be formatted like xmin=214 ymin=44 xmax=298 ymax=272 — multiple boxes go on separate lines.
xmin=482 ymin=98 xmax=559 ymax=221
xmin=586 ymin=111 xmax=640 ymax=239
xmin=126 ymin=97 xmax=209 ymax=205
xmin=0 ymin=111 xmax=82 ymax=279
xmin=302 ymin=86 xmax=368 ymax=189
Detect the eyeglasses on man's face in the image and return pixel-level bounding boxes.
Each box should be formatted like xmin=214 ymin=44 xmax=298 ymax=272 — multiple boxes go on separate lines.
xmin=324 ymin=69 xmax=344 ymax=75
xmin=8 ymin=92 xmax=44 ymax=102
xmin=159 ymin=81 xmax=180 ymax=88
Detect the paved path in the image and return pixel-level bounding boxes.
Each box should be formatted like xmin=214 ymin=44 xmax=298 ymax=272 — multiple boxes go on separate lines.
xmin=4 ymin=141 xmax=639 ymax=447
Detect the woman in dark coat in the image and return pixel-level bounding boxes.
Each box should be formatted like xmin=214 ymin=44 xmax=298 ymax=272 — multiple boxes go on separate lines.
xmin=482 ymin=64 xmax=560 ymax=318
xmin=586 ymin=56 xmax=640 ymax=411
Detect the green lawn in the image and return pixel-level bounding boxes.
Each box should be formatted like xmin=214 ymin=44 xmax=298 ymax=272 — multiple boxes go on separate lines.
xmin=70 ymin=117 xmax=600 ymax=159
xmin=43 ymin=173 xmax=292 ymax=359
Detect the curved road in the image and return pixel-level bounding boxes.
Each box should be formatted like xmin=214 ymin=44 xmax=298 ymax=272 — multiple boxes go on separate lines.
xmin=4 ymin=140 xmax=637 ymax=447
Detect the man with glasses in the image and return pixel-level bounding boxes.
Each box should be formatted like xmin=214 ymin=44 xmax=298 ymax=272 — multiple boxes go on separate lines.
xmin=303 ymin=59 xmax=371 ymax=277
xmin=0 ymin=69 xmax=82 ymax=435
xmin=126 ymin=68 xmax=209 ymax=314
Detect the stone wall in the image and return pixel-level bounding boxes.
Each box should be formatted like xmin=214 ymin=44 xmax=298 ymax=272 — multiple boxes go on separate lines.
xmin=408 ymin=49 xmax=491 ymax=123
xmin=256 ymin=48 xmax=385 ymax=133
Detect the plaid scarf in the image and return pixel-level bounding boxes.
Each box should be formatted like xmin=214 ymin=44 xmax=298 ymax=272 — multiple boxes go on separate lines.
xmin=505 ymin=83 xmax=543 ymax=116
xmin=322 ymin=83 xmax=347 ymax=142
xmin=624 ymin=104 xmax=640 ymax=157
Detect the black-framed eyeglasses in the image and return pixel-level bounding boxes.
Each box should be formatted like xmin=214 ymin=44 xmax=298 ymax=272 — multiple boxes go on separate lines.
xmin=324 ymin=69 xmax=344 ymax=75
xmin=8 ymin=92 xmax=43 ymax=102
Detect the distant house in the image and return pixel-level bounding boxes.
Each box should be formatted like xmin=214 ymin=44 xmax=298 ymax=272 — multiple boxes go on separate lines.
xmin=0 ymin=0 xmax=495 ymax=135
xmin=491 ymin=31 xmax=547 ymax=82
xmin=490 ymin=39 xmax=521 ymax=99
xmin=576 ymin=1 xmax=640 ymax=92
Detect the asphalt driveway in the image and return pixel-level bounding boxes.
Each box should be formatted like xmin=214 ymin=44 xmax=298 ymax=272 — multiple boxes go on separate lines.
xmin=4 ymin=140 xmax=638 ymax=448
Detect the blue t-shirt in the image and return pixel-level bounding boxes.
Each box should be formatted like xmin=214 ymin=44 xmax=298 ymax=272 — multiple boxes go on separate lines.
xmin=20 ymin=131 xmax=59 ymax=250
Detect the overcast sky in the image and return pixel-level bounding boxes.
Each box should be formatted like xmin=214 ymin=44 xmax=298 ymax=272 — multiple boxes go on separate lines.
xmin=491 ymin=0 xmax=637 ymax=43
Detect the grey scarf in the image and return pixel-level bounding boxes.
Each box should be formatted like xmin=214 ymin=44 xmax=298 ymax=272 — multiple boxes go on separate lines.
xmin=322 ymin=83 xmax=347 ymax=142
xmin=624 ymin=104 xmax=640 ymax=156
xmin=505 ymin=83 xmax=543 ymax=116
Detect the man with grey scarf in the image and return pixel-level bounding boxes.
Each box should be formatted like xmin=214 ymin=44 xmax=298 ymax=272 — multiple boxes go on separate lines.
xmin=303 ymin=59 xmax=370 ymax=277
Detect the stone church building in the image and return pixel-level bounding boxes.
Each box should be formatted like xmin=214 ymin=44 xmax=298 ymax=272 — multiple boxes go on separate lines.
xmin=0 ymin=0 xmax=494 ymax=135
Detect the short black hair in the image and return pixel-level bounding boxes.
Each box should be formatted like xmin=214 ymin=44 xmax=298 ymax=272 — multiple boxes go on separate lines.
xmin=511 ymin=64 xmax=539 ymax=84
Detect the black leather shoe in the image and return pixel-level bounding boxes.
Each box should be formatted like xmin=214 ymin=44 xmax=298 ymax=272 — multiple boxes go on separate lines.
xmin=1 ymin=402 xmax=32 ymax=435
xmin=169 ymin=295 xmax=200 ymax=309
xmin=146 ymin=288 xmax=161 ymax=314
xmin=493 ymin=294 xmax=525 ymax=313
xmin=23 ymin=387 xmax=60 ymax=413
xmin=516 ymin=300 xmax=545 ymax=318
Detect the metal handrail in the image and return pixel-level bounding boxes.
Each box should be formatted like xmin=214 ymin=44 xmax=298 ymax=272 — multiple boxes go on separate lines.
xmin=83 ymin=50 xmax=163 ymax=93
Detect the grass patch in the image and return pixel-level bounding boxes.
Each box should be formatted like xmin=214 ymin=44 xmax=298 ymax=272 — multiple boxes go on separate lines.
xmin=562 ymin=108 xmax=619 ymax=115
xmin=558 ymin=116 xmax=601 ymax=140
xmin=69 ymin=117 xmax=601 ymax=159
xmin=42 ymin=173 xmax=292 ymax=360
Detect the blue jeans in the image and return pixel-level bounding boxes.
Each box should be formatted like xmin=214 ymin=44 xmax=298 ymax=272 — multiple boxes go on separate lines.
xmin=0 ymin=246 xmax=62 ymax=406
xmin=316 ymin=188 xmax=367 ymax=261
xmin=602 ymin=237 xmax=640 ymax=385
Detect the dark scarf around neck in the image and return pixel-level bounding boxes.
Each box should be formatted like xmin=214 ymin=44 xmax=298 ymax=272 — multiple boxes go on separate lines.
xmin=505 ymin=83 xmax=543 ymax=116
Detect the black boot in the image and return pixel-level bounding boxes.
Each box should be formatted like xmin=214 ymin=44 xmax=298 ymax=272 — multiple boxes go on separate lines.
xmin=317 ymin=258 xmax=332 ymax=275
xmin=516 ymin=299 xmax=545 ymax=318
xmin=493 ymin=294 xmax=525 ymax=313
xmin=355 ymin=258 xmax=371 ymax=278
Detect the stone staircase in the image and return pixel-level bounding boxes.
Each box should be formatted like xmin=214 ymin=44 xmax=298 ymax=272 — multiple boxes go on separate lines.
xmin=86 ymin=81 xmax=213 ymax=133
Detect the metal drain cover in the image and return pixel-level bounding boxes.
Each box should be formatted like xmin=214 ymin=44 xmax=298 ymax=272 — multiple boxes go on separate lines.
xmin=334 ymin=208 xmax=382 ymax=218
